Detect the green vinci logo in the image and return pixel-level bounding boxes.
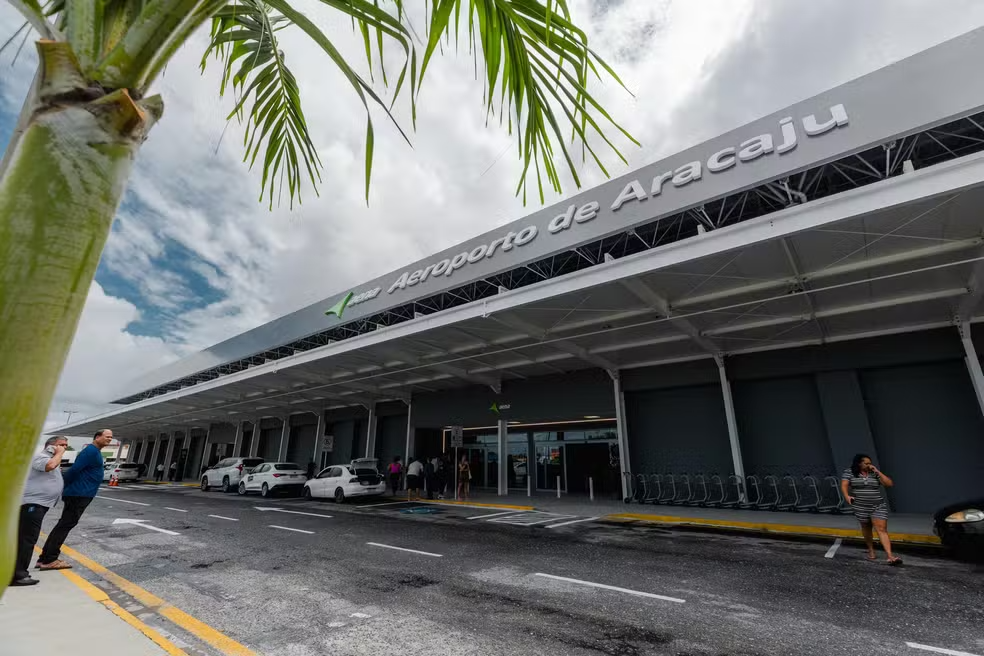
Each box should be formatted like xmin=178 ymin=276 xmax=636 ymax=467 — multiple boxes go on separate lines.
xmin=324 ymin=287 xmax=381 ymax=319
xmin=489 ymin=402 xmax=512 ymax=415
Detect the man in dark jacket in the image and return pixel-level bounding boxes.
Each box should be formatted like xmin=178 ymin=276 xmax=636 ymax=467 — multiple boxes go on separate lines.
xmin=36 ymin=429 xmax=113 ymax=570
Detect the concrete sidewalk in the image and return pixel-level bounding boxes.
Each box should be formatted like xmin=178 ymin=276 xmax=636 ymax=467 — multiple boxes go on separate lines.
xmin=1 ymin=567 xmax=182 ymax=656
xmin=425 ymin=491 xmax=940 ymax=544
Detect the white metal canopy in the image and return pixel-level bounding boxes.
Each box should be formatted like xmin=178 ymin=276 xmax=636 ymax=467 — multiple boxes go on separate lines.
xmin=60 ymin=147 xmax=984 ymax=437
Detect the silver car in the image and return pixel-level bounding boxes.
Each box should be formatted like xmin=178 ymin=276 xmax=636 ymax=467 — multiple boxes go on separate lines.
xmin=200 ymin=457 xmax=264 ymax=493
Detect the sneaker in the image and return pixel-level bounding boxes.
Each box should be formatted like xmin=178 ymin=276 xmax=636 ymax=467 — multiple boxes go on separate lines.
xmin=10 ymin=576 xmax=39 ymax=586
xmin=36 ymin=559 xmax=72 ymax=571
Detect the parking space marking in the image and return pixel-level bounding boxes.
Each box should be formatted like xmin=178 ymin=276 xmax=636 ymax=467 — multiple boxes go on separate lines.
xmin=546 ymin=516 xmax=601 ymax=529
xmin=357 ymin=500 xmax=412 ymax=508
xmin=489 ymin=512 xmax=575 ymax=526
xmin=255 ymin=507 xmax=333 ymax=519
xmin=164 ymin=507 xmax=188 ymax=513
xmin=269 ymin=525 xmax=314 ymax=535
xmin=906 ymin=643 xmax=981 ymax=656
xmin=466 ymin=511 xmax=525 ymax=520
xmin=208 ymin=515 xmax=239 ymax=521
xmin=535 ymin=573 xmax=685 ymax=604
xmin=824 ymin=538 xmax=843 ymax=559
xmin=366 ymin=542 xmax=443 ymax=557
xmin=95 ymin=496 xmax=150 ymax=506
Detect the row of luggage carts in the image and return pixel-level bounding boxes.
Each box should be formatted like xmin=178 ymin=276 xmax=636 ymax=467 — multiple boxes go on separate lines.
xmin=629 ymin=473 xmax=849 ymax=513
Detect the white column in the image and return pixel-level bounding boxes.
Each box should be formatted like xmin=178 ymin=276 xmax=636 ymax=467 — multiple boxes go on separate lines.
xmin=959 ymin=323 xmax=984 ymax=417
xmin=231 ymin=421 xmax=244 ymax=459
xmin=277 ymin=416 xmax=290 ymax=462
xmin=149 ymin=435 xmax=161 ymax=470
xmin=716 ymin=357 xmax=746 ymax=496
xmin=311 ymin=410 xmax=325 ymax=468
xmin=125 ymin=439 xmax=135 ymax=463
xmin=364 ymin=404 xmax=378 ymax=458
xmin=612 ymin=372 xmax=633 ymax=501
xmin=248 ymin=419 xmax=261 ymax=457
xmin=497 ymin=419 xmax=508 ymax=496
xmin=162 ymin=431 xmax=177 ymax=474
xmin=403 ymin=399 xmax=414 ymax=490
xmin=199 ymin=426 xmax=212 ymax=473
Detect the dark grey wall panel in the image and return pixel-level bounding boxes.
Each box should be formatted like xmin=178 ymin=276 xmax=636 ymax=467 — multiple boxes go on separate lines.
xmin=328 ymin=420 xmax=356 ymax=464
xmin=626 ymin=385 xmax=732 ymax=476
xmin=287 ymin=424 xmax=316 ymax=465
xmin=816 ymin=371 xmax=880 ymax=473
xmin=621 ymin=359 xmax=718 ymax=392
xmin=860 ymin=361 xmax=984 ymax=513
xmin=259 ymin=426 xmax=281 ymax=461
xmin=207 ymin=423 xmax=237 ymax=445
xmin=376 ymin=415 xmax=407 ymax=461
xmin=733 ymin=376 xmax=833 ymax=478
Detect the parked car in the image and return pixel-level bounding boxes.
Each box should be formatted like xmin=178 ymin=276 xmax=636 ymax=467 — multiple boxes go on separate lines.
xmin=103 ymin=462 xmax=141 ymax=482
xmin=934 ymin=497 xmax=984 ymax=560
xmin=304 ymin=458 xmax=386 ymax=503
xmin=200 ymin=457 xmax=264 ymax=493
xmin=237 ymin=462 xmax=306 ymax=498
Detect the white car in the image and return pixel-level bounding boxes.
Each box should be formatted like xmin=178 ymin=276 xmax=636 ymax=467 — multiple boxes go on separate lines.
xmin=103 ymin=462 xmax=140 ymax=482
xmin=304 ymin=458 xmax=386 ymax=503
xmin=201 ymin=457 xmax=264 ymax=493
xmin=237 ymin=462 xmax=306 ymax=498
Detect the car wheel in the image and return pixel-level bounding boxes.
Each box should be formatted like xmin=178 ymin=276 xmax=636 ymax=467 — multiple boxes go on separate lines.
xmin=221 ymin=476 xmax=231 ymax=494
xmin=200 ymin=477 xmax=209 ymax=492
xmin=334 ymin=487 xmax=346 ymax=504
xmin=261 ymin=483 xmax=270 ymax=498
xmin=303 ymin=486 xmax=313 ymax=500
xmin=238 ymin=481 xmax=247 ymax=496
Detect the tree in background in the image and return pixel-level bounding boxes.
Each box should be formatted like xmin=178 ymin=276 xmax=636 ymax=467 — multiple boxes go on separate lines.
xmin=0 ymin=0 xmax=633 ymax=591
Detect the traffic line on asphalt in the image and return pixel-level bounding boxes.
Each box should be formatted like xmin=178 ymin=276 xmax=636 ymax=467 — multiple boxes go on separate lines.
xmin=208 ymin=515 xmax=239 ymax=521
xmin=366 ymin=542 xmax=443 ymax=557
xmin=824 ymin=538 xmax=843 ymax=559
xmin=534 ymin=573 xmax=686 ymax=604
xmin=269 ymin=525 xmax=315 ymax=535
xmin=357 ymin=500 xmax=412 ymax=508
xmin=546 ymin=516 xmax=602 ymax=529
xmin=255 ymin=506 xmax=333 ymax=518
xmin=466 ymin=511 xmax=526 ymax=520
xmin=165 ymin=507 xmax=188 ymax=513
xmin=906 ymin=643 xmax=981 ymax=656
xmin=504 ymin=515 xmax=578 ymax=526
xmin=95 ymin=496 xmax=150 ymax=506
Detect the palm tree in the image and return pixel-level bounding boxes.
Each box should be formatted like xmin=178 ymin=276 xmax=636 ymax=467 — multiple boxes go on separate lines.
xmin=0 ymin=0 xmax=633 ymax=589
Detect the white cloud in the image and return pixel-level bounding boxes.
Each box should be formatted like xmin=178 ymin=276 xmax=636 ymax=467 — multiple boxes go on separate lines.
xmin=4 ymin=1 xmax=984 ymax=431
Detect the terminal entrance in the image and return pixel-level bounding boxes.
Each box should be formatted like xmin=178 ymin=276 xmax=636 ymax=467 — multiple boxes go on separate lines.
xmin=441 ymin=420 xmax=620 ymax=497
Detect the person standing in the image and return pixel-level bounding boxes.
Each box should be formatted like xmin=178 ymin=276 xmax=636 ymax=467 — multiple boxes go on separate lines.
xmin=841 ymin=453 xmax=902 ymax=566
xmin=168 ymin=461 xmax=176 ymax=481
xmin=154 ymin=462 xmax=165 ymax=482
xmin=11 ymin=436 xmax=68 ymax=586
xmin=406 ymin=456 xmax=424 ymax=501
xmin=387 ymin=456 xmax=403 ymax=495
xmin=37 ymin=430 xmax=113 ymax=571
xmin=457 ymin=454 xmax=471 ymax=501
xmin=424 ymin=457 xmax=437 ymax=500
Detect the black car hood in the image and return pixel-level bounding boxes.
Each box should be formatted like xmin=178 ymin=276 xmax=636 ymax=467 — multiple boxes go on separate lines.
xmin=934 ymin=498 xmax=984 ymax=523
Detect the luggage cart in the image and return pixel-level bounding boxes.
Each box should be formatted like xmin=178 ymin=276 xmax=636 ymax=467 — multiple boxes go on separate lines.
xmin=644 ymin=473 xmax=662 ymax=504
xmin=688 ymin=473 xmax=709 ymax=506
xmin=673 ymin=474 xmax=693 ymax=505
xmin=739 ymin=475 xmax=762 ymax=509
xmin=658 ymin=473 xmax=677 ymax=504
xmin=776 ymin=475 xmax=800 ymax=511
xmin=796 ymin=475 xmax=822 ymax=512
xmin=720 ymin=475 xmax=743 ymax=508
xmin=756 ymin=475 xmax=780 ymax=510
xmin=817 ymin=475 xmax=847 ymax=514
xmin=632 ymin=474 xmax=646 ymax=503
xmin=705 ymin=474 xmax=725 ymax=507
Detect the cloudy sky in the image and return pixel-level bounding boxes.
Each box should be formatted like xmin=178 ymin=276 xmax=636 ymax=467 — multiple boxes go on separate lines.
xmin=3 ymin=0 xmax=984 ymax=434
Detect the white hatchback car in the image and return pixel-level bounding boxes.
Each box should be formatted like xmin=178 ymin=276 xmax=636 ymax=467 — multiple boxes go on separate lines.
xmin=201 ymin=457 xmax=264 ymax=493
xmin=304 ymin=458 xmax=386 ymax=503
xmin=103 ymin=462 xmax=140 ymax=482
xmin=238 ymin=462 xmax=307 ymax=498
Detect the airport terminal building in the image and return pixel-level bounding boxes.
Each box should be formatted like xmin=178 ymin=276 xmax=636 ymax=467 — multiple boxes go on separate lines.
xmin=63 ymin=29 xmax=984 ymax=513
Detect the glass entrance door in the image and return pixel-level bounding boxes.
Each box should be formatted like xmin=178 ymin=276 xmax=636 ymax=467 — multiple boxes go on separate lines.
xmin=535 ymin=444 xmax=565 ymax=492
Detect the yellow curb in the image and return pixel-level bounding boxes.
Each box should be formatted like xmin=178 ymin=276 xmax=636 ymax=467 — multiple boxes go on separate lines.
xmin=419 ymin=499 xmax=536 ymax=511
xmin=59 ymin=569 xmax=188 ymax=656
xmin=605 ymin=513 xmax=942 ymax=545
xmin=54 ymin=543 xmax=257 ymax=656
xmin=139 ymin=481 xmax=199 ymax=488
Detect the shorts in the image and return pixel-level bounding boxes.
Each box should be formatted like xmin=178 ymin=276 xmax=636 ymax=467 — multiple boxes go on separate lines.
xmin=407 ymin=475 xmax=421 ymax=490
xmin=854 ymin=503 xmax=889 ymax=522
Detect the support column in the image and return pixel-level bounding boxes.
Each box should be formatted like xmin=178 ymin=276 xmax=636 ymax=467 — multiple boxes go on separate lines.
xmin=497 ymin=419 xmax=508 ymax=496
xmin=311 ymin=410 xmax=325 ymax=469
xmin=248 ymin=419 xmax=260 ymax=457
xmin=231 ymin=421 xmax=244 ymax=460
xmin=125 ymin=439 xmax=135 ymax=463
xmin=364 ymin=404 xmax=378 ymax=459
xmin=199 ymin=426 xmax=212 ymax=474
xmin=716 ymin=357 xmax=746 ymax=497
xmin=149 ymin=435 xmax=161 ymax=471
xmin=959 ymin=323 xmax=984 ymax=418
xmin=403 ymin=399 xmax=414 ymax=487
xmin=162 ymin=431 xmax=177 ymax=476
xmin=612 ymin=371 xmax=633 ymax=501
xmin=277 ymin=416 xmax=290 ymax=462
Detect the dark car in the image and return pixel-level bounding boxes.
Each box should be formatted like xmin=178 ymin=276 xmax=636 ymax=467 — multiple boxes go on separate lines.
xmin=933 ymin=497 xmax=984 ymax=560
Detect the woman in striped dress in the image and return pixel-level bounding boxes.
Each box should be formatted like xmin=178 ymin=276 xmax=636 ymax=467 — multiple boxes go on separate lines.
xmin=841 ymin=454 xmax=902 ymax=566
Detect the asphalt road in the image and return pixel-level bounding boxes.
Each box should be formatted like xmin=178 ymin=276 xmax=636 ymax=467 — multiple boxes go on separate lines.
xmin=36 ymin=483 xmax=984 ymax=656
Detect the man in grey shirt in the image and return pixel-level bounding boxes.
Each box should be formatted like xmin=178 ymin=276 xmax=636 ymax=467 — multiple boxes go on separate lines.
xmin=11 ymin=436 xmax=68 ymax=586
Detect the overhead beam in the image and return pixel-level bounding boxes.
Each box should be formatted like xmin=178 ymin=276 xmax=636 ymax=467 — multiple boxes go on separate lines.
xmin=957 ymin=250 xmax=984 ymax=320
xmin=370 ymin=344 xmax=502 ymax=393
xmin=490 ymin=311 xmax=619 ymax=373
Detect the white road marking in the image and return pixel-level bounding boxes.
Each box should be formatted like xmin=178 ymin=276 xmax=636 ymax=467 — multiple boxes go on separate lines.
xmin=255 ymin=506 xmax=333 ymax=519
xmin=906 ymin=642 xmax=981 ymax=656
xmin=269 ymin=525 xmax=315 ymax=535
xmin=164 ymin=507 xmax=188 ymax=513
xmin=357 ymin=500 xmax=412 ymax=508
xmin=824 ymin=538 xmax=843 ymax=559
xmin=112 ymin=518 xmax=179 ymax=536
xmin=490 ymin=512 xmax=575 ymax=526
xmin=546 ymin=516 xmax=602 ymax=529
xmin=466 ymin=511 xmax=526 ymax=520
xmin=534 ymin=573 xmax=686 ymax=604
xmin=366 ymin=542 xmax=443 ymax=558
xmin=350 ymin=613 xmax=371 ymax=619
xmin=503 ymin=515 xmax=578 ymax=526
xmin=95 ymin=496 xmax=149 ymax=506
xmin=208 ymin=515 xmax=239 ymax=521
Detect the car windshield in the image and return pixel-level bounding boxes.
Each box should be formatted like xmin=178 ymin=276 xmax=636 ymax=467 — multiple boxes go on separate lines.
xmin=275 ymin=463 xmax=301 ymax=470
xmin=242 ymin=459 xmax=263 ymax=468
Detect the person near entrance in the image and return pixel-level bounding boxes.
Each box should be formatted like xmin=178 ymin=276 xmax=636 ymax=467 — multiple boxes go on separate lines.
xmin=841 ymin=453 xmax=902 ymax=566
xmin=457 ymin=454 xmax=471 ymax=501
xmin=168 ymin=461 xmax=176 ymax=481
xmin=154 ymin=462 xmax=165 ymax=482
xmin=424 ymin=457 xmax=437 ymax=500
xmin=37 ymin=429 xmax=113 ymax=571
xmin=387 ymin=456 xmax=403 ymax=495
xmin=11 ymin=436 xmax=68 ymax=586
xmin=406 ymin=456 xmax=424 ymax=501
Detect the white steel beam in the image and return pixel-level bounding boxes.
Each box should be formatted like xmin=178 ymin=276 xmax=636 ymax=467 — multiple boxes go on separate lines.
xmin=232 ymin=421 xmax=244 ymax=458
xmin=277 ymin=416 xmax=290 ymax=462
xmin=612 ymin=373 xmax=632 ymax=501
xmin=716 ymin=358 xmax=746 ymax=499
xmin=958 ymin=323 xmax=984 ymax=419
xmin=491 ymin=311 xmax=619 ymax=372
xmin=365 ymin=404 xmax=378 ymax=458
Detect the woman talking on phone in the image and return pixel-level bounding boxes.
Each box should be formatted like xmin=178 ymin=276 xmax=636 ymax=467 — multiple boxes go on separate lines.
xmin=841 ymin=453 xmax=902 ymax=566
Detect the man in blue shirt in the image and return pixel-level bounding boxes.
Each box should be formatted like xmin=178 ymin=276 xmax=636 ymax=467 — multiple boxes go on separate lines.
xmin=36 ymin=429 xmax=113 ymax=570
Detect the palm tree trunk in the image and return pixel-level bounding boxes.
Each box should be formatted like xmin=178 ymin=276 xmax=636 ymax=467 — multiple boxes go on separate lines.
xmin=0 ymin=41 xmax=161 ymax=591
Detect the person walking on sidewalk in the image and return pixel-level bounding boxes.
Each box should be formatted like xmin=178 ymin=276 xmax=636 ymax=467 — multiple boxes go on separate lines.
xmin=457 ymin=454 xmax=471 ymax=501
xmin=37 ymin=430 xmax=113 ymax=571
xmin=11 ymin=436 xmax=68 ymax=586
xmin=154 ymin=462 xmax=164 ymax=482
xmin=841 ymin=453 xmax=902 ymax=566
xmin=387 ymin=456 xmax=403 ymax=495
xmin=406 ymin=456 xmax=425 ymax=501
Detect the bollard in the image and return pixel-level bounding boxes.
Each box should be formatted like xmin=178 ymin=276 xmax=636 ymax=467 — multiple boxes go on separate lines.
xmin=527 ymin=475 xmax=532 ymax=498
xmin=589 ymin=476 xmax=594 ymax=501
xmin=556 ymin=475 xmax=561 ymax=498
